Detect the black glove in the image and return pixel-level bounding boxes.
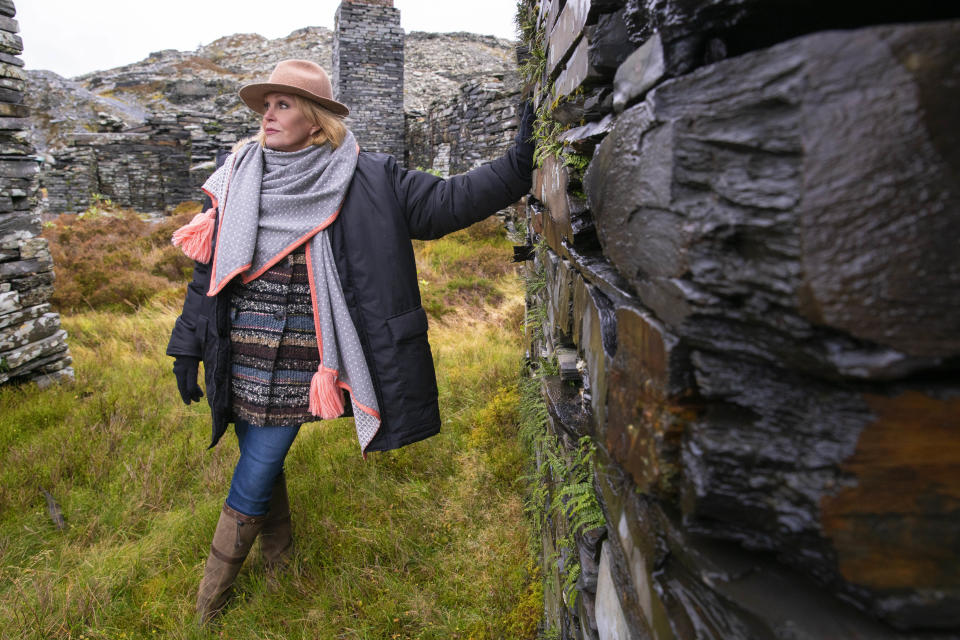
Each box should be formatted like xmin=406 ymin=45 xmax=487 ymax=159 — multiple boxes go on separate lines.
xmin=515 ymin=100 xmax=535 ymax=172
xmin=516 ymin=100 xmax=535 ymax=147
xmin=173 ymin=356 xmax=203 ymax=404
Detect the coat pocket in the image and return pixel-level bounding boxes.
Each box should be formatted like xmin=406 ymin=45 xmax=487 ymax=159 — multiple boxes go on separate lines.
xmin=387 ymin=306 xmax=428 ymax=341
xmin=385 ymin=306 xmax=438 ymax=409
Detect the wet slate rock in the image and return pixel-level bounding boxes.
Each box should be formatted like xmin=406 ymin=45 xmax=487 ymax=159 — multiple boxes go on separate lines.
xmin=681 ymin=348 xmax=871 ymax=552
xmin=622 ymin=0 xmax=960 ymax=78
xmin=533 ymin=155 xmax=597 ymax=255
xmin=605 ymin=304 xmax=693 ymax=497
xmin=585 ymin=9 xmax=634 ymax=72
xmin=544 ymin=249 xmax=576 ymax=341
xmin=576 ymin=589 xmax=600 ymax=640
xmin=547 ymin=0 xmax=594 ymax=78
xmin=553 ymin=36 xmax=607 ymax=104
xmin=571 ymin=271 xmax=617 ymax=427
xmin=585 ymin=90 xmax=615 ymax=123
xmin=560 ymin=113 xmax=614 ymax=156
xmin=612 ymin=32 xmax=663 ymax=111
xmin=578 ymin=526 xmax=606 ymax=593
xmin=818 ymin=388 xmax=960 ymax=629
xmin=586 ymin=22 xmax=960 ymax=376
xmin=524 ymin=0 xmax=960 ymax=633
xmin=564 ymin=240 xmax=636 ymax=305
xmin=594 ymin=542 xmax=637 ymax=638
xmin=680 ymin=349 xmax=960 ymax=627
xmin=544 ymin=374 xmax=593 ymax=442
xmin=592 ymin=440 xmax=960 ymax=638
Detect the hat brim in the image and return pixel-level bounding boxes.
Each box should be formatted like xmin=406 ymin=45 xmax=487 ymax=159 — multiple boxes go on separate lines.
xmin=238 ymin=82 xmax=350 ymax=117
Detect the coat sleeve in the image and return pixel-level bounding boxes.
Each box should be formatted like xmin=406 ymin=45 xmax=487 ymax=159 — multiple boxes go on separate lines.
xmin=393 ymin=132 xmax=534 ymax=240
xmin=167 ymin=155 xmax=226 ymax=359
xmin=165 ymin=254 xmax=212 ymax=359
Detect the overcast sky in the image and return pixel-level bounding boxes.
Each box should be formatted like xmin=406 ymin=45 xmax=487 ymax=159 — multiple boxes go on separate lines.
xmin=18 ymin=0 xmax=520 ymax=78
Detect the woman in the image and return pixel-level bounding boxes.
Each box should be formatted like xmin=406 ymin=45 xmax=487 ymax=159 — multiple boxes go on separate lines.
xmin=166 ymin=59 xmax=533 ymax=623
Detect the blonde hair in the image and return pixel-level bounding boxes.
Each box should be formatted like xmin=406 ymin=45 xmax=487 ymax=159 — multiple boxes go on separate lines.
xmin=251 ymin=95 xmax=347 ymax=150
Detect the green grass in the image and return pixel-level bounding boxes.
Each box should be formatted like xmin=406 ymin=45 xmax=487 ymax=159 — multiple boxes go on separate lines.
xmin=0 ymin=219 xmax=540 ymax=639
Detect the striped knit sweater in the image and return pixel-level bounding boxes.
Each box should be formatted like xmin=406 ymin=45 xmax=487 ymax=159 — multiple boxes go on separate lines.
xmin=229 ymin=245 xmax=337 ymax=427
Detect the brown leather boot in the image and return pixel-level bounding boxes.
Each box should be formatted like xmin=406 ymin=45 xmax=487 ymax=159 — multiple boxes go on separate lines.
xmin=196 ymin=503 xmax=266 ymax=624
xmin=260 ymin=472 xmax=293 ymax=571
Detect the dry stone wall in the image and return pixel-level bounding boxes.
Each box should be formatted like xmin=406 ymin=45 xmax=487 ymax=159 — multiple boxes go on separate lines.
xmin=43 ymin=112 xmax=257 ymax=213
xmin=516 ymin=0 xmax=960 ymax=637
xmin=405 ymin=72 xmax=521 ymax=176
xmin=0 ymin=0 xmax=71 ymax=387
xmin=333 ymin=0 xmax=405 ymax=158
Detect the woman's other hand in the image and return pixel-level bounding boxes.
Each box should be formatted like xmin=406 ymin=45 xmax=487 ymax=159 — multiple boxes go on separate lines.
xmin=517 ymin=100 xmax=534 ymax=147
xmin=173 ymin=356 xmax=204 ymax=404
xmin=515 ymin=100 xmax=535 ymax=175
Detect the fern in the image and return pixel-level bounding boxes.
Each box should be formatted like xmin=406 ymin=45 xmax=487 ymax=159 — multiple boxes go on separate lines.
xmin=562 ymin=152 xmax=590 ymax=173
xmin=515 ymin=124 xmax=606 ymax=617
xmin=561 ymin=553 xmax=581 ymax=607
xmin=533 ymin=100 xmax=565 ymax=168
xmin=520 ymin=237 xmax=546 ymax=298
xmin=556 ymin=481 xmax=606 ymax=534
xmin=519 ymin=363 xmax=606 ymax=617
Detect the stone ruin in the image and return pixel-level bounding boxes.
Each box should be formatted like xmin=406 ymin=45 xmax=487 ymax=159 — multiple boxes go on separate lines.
xmin=0 ymin=0 xmax=72 ymax=387
xmin=35 ymin=0 xmax=521 ymax=214
xmin=406 ymin=72 xmax=521 ymax=176
xmin=516 ymin=0 xmax=960 ymax=637
xmin=44 ymin=114 xmax=195 ymax=214
xmin=333 ymin=0 xmax=405 ymax=158
xmin=42 ymin=109 xmax=265 ymax=214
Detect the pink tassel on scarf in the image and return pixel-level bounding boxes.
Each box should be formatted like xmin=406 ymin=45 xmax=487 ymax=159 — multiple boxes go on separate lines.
xmin=172 ymin=208 xmax=216 ymax=263
xmin=309 ymin=366 xmax=344 ymax=420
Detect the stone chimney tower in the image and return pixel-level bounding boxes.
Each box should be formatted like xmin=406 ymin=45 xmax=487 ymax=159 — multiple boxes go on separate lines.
xmin=333 ymin=0 xmax=405 ymax=159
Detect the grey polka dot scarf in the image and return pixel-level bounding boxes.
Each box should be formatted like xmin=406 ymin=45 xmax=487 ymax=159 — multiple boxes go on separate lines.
xmin=201 ymin=133 xmax=382 ymax=455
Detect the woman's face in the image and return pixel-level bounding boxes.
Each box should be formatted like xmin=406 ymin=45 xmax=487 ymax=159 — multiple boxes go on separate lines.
xmin=262 ymin=92 xmax=319 ymax=152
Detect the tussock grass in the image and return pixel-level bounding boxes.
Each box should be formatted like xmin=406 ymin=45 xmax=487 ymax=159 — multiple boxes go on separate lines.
xmin=1 ymin=216 xmax=539 ymax=638
xmin=413 ymin=217 xmax=521 ymax=324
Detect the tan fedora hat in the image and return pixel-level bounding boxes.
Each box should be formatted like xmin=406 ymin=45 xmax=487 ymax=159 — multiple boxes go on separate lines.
xmin=238 ymin=59 xmax=349 ymax=116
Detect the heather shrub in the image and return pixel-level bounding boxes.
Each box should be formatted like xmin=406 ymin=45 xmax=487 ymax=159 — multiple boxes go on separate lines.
xmin=42 ymin=200 xmax=202 ymax=312
xmin=150 ymin=245 xmax=195 ymax=281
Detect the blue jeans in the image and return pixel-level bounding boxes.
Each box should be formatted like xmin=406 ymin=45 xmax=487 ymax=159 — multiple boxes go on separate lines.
xmin=225 ymin=419 xmax=301 ymax=517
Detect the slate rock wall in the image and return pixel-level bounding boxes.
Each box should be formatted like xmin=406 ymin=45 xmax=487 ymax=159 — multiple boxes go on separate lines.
xmin=0 ymin=0 xmax=72 ymax=387
xmin=333 ymin=0 xmax=405 ymax=158
xmin=517 ymin=0 xmax=960 ymax=637
xmin=43 ymin=112 xmax=257 ymax=213
xmin=405 ymin=72 xmax=521 ymax=176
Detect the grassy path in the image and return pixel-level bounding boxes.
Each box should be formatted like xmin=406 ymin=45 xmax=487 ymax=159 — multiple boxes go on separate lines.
xmin=0 ymin=219 xmax=539 ymax=639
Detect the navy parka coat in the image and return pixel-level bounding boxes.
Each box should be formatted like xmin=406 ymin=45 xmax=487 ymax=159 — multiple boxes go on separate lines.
xmin=166 ymin=137 xmax=532 ymax=452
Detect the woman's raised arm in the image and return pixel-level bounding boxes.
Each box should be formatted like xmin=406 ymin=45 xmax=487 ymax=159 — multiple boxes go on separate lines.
xmin=395 ymin=102 xmax=534 ymax=240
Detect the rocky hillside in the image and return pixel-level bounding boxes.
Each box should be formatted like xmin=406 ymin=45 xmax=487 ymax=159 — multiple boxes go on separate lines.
xmin=25 ymin=27 xmax=516 ymax=158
